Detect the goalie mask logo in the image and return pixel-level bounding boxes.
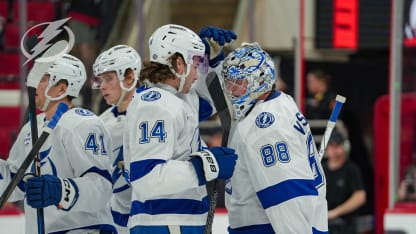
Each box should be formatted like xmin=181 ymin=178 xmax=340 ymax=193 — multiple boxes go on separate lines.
xmin=255 ymin=112 xmax=275 ymax=128
xmin=20 ymin=17 xmax=75 ymax=65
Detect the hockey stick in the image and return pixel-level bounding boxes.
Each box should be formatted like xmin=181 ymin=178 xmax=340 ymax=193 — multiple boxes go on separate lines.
xmin=0 ymin=103 xmax=69 ymax=208
xmin=318 ymin=94 xmax=346 ymax=160
xmin=205 ymin=71 xmax=232 ymax=234
xmin=26 ymin=40 xmax=68 ymax=234
xmin=25 ymin=34 xmax=45 ymax=234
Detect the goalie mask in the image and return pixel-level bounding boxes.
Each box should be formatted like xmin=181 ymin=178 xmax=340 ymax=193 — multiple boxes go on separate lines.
xmin=42 ymin=54 xmax=86 ymax=110
xmin=222 ymin=42 xmax=276 ymax=121
xmin=93 ymin=45 xmax=142 ymax=106
xmin=148 ymin=24 xmax=206 ymax=92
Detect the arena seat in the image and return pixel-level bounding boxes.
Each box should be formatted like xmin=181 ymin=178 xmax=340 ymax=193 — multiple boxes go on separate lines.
xmin=0 ymin=106 xmax=21 ymax=159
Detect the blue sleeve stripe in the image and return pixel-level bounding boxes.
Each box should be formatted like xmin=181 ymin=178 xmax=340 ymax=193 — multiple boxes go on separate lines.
xmin=111 ymin=209 xmax=129 ymax=227
xmin=228 ymin=224 xmax=274 ymax=234
xmin=313 ymin=227 xmax=329 ymax=234
xmin=113 ymin=184 xmax=130 ymax=193
xmin=257 ymin=179 xmax=318 ymax=209
xmin=130 ymin=196 xmax=209 ymax=216
xmin=80 ymin=166 xmax=112 ymax=183
xmin=130 ymin=159 xmax=166 ymax=182
xmin=49 ymin=224 xmax=116 ymax=234
xmin=199 ymin=97 xmax=213 ymax=122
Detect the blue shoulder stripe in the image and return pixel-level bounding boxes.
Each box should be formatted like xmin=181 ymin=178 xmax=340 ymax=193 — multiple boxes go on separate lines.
xmin=130 ymin=196 xmax=209 ymax=216
xmin=130 ymin=159 xmax=165 ymax=182
xmin=257 ymin=179 xmax=318 ymax=209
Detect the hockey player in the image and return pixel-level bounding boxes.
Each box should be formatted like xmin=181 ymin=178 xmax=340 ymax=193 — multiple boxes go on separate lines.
xmin=222 ymin=43 xmax=329 ymax=234
xmin=123 ymin=24 xmax=238 ymax=234
xmin=0 ymin=54 xmax=116 ymax=233
xmin=93 ymin=45 xmax=142 ymax=234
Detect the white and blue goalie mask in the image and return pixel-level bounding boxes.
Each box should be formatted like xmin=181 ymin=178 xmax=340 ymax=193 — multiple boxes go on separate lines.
xmin=222 ymin=42 xmax=276 ymax=121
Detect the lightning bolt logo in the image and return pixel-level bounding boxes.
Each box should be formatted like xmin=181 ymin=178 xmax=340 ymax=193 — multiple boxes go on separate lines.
xmin=262 ymin=113 xmax=268 ymax=124
xmin=21 ymin=17 xmax=75 ymax=65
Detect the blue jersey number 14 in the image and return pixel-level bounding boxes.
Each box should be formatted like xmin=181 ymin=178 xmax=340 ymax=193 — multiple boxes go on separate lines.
xmin=139 ymin=120 xmax=167 ymax=143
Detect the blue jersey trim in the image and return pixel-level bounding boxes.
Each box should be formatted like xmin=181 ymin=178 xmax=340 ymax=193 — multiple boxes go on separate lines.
xmin=111 ymin=106 xmax=126 ymax=117
xmin=228 ymin=223 xmax=274 ymax=234
xmin=130 ymin=159 xmax=165 ymax=182
xmin=113 ymin=184 xmax=130 ymax=193
xmin=80 ymin=166 xmax=112 ymax=183
xmin=198 ymin=97 xmax=213 ymax=121
xmin=257 ymin=179 xmax=318 ymax=209
xmin=131 ymin=225 xmax=205 ymax=234
xmin=49 ymin=224 xmax=116 ymax=234
xmin=130 ymin=196 xmax=209 ymax=216
xmin=265 ymin=90 xmax=281 ymax=101
xmin=136 ymin=85 xmax=148 ymax=94
xmin=313 ymin=227 xmax=329 ymax=234
xmin=111 ymin=209 xmax=129 ymax=227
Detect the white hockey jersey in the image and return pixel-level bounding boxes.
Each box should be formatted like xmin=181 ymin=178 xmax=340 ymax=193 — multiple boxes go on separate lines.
xmin=225 ymin=91 xmax=329 ymax=234
xmin=0 ymin=108 xmax=115 ymax=234
xmin=123 ymin=85 xmax=209 ymax=228
xmin=100 ymin=106 xmax=130 ymax=233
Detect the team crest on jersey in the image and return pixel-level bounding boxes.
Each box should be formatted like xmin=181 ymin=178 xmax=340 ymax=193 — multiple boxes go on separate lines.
xmin=255 ymin=112 xmax=275 ymax=128
xmin=75 ymin=108 xmax=94 ymax=116
xmin=141 ymin=90 xmax=161 ymax=102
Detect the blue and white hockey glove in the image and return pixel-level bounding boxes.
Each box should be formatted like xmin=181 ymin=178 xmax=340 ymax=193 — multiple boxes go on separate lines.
xmin=25 ymin=175 xmax=79 ymax=211
xmin=199 ymin=26 xmax=237 ymax=67
xmin=190 ymin=146 xmax=237 ymax=185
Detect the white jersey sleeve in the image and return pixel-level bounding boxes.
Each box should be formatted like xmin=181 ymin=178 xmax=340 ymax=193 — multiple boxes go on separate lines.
xmin=0 ymin=113 xmax=46 ymax=202
xmin=226 ymin=92 xmax=328 ymax=233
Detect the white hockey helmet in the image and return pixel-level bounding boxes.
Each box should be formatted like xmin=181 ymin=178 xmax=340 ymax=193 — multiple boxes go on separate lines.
xmin=42 ymin=54 xmax=86 ymax=110
xmin=46 ymin=53 xmax=86 ymax=98
xmin=222 ymin=42 xmax=276 ymax=121
xmin=93 ymin=45 xmax=141 ymax=86
xmin=149 ymin=24 xmax=205 ymax=66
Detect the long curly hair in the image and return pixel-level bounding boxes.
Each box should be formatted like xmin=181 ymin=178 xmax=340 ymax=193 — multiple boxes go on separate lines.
xmin=139 ymin=53 xmax=182 ymax=84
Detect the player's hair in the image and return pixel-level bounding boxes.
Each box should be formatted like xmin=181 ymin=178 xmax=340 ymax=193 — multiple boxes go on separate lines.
xmin=140 ymin=53 xmax=182 ymax=84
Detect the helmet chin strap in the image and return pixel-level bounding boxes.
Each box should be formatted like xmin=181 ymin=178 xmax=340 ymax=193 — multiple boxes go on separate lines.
xmin=116 ymin=79 xmax=137 ymax=107
xmin=41 ymin=86 xmax=68 ymax=111
xmin=169 ymin=63 xmax=191 ymax=93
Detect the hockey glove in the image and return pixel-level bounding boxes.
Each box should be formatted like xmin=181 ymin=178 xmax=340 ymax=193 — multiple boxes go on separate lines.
xmin=25 ymin=175 xmax=79 ymax=211
xmin=190 ymin=147 xmax=237 ymax=185
xmin=199 ymin=26 xmax=237 ymax=67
